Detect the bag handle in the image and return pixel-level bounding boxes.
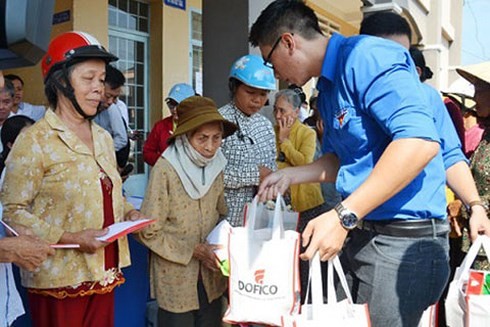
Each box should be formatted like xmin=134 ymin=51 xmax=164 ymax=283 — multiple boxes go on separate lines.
xmin=304 ymin=253 xmax=355 ymax=319
xmin=245 ymin=194 xmax=285 ymax=240
xmin=482 ymin=235 xmax=490 ymax=259
xmin=331 ymin=255 xmax=354 ymax=304
xmin=454 ymin=235 xmax=490 ymax=282
xmin=271 ymin=193 xmax=286 ymax=240
xmin=304 ymin=252 xmax=325 ymax=318
xmin=245 ymin=195 xmax=259 ymax=234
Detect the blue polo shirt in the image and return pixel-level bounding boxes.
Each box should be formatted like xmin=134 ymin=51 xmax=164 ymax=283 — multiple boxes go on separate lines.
xmin=318 ymin=33 xmax=447 ymax=220
xmin=421 ymin=82 xmax=467 ymax=169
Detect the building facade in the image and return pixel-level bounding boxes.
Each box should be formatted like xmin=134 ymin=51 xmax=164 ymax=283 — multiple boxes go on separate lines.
xmin=4 ymin=0 xmax=463 ymax=176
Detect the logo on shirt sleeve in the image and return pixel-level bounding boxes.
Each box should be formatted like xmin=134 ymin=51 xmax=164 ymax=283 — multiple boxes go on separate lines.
xmin=335 ymin=108 xmax=348 ymax=127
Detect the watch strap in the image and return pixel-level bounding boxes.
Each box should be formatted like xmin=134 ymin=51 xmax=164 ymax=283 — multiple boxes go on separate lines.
xmin=467 ymin=200 xmax=489 ymax=212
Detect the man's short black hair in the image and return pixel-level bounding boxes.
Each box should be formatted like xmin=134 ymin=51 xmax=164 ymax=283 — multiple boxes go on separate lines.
xmin=249 ymin=0 xmax=323 ymax=47
xmin=4 ymin=74 xmax=24 ymax=86
xmin=360 ymin=11 xmax=412 ymax=41
xmin=105 ymin=65 xmax=125 ymax=89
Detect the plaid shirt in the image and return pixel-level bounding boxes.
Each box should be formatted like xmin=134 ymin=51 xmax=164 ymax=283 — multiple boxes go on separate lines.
xmin=219 ymin=103 xmax=277 ymax=226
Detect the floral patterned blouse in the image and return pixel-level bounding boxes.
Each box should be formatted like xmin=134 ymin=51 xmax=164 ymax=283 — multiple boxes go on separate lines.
xmin=0 ymin=109 xmax=133 ymax=289
xmin=462 ymin=127 xmax=490 ymax=270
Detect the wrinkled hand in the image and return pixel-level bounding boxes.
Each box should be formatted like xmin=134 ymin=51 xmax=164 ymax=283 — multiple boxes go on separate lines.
xmin=61 ymin=229 xmax=109 ymax=254
xmin=0 ymin=235 xmax=54 ymax=271
xmin=469 ymin=205 xmax=490 ymax=241
xmin=447 ymin=200 xmax=463 ymax=237
xmin=257 ymin=169 xmax=291 ymax=202
xmin=300 ymin=210 xmax=348 ymax=261
xmin=278 ymin=117 xmax=294 ymax=143
xmin=193 ymin=243 xmax=220 ymax=272
xmin=125 ymin=209 xmax=147 ymax=221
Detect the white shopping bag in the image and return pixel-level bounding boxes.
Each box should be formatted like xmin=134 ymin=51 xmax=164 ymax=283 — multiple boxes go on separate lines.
xmin=282 ymin=253 xmax=371 ymax=327
xmin=418 ymin=303 xmax=438 ymax=327
xmin=445 ymin=235 xmax=490 ymax=327
xmin=223 ymin=194 xmax=301 ymax=326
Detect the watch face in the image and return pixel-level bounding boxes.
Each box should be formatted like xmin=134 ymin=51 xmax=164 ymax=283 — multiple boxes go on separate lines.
xmin=342 ymin=213 xmax=358 ymax=229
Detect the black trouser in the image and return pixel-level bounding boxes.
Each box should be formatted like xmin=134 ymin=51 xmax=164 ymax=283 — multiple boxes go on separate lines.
xmin=297 ymin=203 xmax=330 ymax=303
xmin=157 ymin=280 xmax=222 ymax=327
xmin=115 ymin=138 xmax=130 ymax=168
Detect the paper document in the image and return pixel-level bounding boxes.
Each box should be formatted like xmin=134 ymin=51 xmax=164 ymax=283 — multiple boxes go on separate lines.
xmin=96 ymin=219 xmax=155 ymax=243
xmin=206 ymin=220 xmax=232 ymax=276
xmin=50 ymin=244 xmax=80 ymax=249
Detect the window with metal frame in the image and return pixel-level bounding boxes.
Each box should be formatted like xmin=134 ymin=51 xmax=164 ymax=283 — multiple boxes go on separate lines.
xmin=108 ymin=0 xmax=149 ymax=175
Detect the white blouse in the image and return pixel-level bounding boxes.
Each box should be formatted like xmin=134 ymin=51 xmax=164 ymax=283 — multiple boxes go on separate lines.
xmin=0 ymin=202 xmax=25 ymax=327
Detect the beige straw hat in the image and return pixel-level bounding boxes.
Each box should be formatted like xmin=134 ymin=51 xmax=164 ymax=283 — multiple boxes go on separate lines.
xmin=456 ymin=61 xmax=490 ymax=86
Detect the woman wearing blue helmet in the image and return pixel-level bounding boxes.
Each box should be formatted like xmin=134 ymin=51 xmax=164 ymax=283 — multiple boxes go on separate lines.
xmin=218 ymin=54 xmax=277 ymax=227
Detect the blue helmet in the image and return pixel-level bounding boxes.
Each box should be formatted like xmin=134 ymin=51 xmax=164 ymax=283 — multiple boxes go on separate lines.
xmin=166 ymin=83 xmax=195 ymax=104
xmin=229 ymin=54 xmax=276 ymax=91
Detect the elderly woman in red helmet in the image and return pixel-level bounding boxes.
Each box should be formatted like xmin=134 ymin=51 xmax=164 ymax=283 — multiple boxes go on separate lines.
xmin=0 ymin=31 xmax=145 ymax=327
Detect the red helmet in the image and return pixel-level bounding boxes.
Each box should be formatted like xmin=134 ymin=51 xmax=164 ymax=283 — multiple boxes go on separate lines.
xmin=41 ymin=31 xmax=117 ymax=81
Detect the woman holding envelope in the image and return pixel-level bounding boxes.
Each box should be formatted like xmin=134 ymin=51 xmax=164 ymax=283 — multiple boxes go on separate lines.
xmin=137 ymin=96 xmax=236 ymax=327
xmin=0 ymin=31 xmax=144 ymax=327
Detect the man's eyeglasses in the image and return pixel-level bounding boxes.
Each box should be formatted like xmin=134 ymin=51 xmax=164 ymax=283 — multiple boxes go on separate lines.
xmin=263 ymin=36 xmax=283 ymax=69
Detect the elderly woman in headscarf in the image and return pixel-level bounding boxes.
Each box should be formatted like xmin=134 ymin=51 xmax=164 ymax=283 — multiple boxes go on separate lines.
xmin=136 ymin=96 xmax=237 ymax=327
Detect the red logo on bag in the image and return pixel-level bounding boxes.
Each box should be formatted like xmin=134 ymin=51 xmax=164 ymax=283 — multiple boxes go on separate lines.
xmin=254 ymin=269 xmax=265 ymax=284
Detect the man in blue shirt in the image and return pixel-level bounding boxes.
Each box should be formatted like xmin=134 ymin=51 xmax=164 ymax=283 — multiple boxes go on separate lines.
xmin=360 ymin=11 xmax=488 ymax=241
xmin=250 ymin=1 xmax=490 ymax=326
xmin=360 ymin=11 xmax=490 ymax=325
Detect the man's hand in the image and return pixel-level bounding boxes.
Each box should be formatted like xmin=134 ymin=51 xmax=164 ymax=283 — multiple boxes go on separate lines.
xmin=300 ymin=210 xmax=348 ymax=261
xmin=469 ymin=205 xmax=490 ymax=241
xmin=257 ymin=169 xmax=292 ymax=202
xmin=193 ymin=243 xmax=220 ymax=272
xmin=0 ymin=235 xmax=55 ymax=271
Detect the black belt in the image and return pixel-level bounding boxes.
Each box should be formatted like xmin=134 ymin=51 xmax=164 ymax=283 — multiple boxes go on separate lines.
xmin=357 ymin=219 xmax=450 ymax=237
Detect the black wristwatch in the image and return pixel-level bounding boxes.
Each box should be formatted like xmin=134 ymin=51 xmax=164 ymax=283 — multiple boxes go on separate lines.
xmin=334 ymin=202 xmax=359 ymax=230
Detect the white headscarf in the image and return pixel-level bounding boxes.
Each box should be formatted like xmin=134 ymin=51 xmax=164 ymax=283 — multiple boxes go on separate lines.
xmin=163 ymin=134 xmax=227 ymax=199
